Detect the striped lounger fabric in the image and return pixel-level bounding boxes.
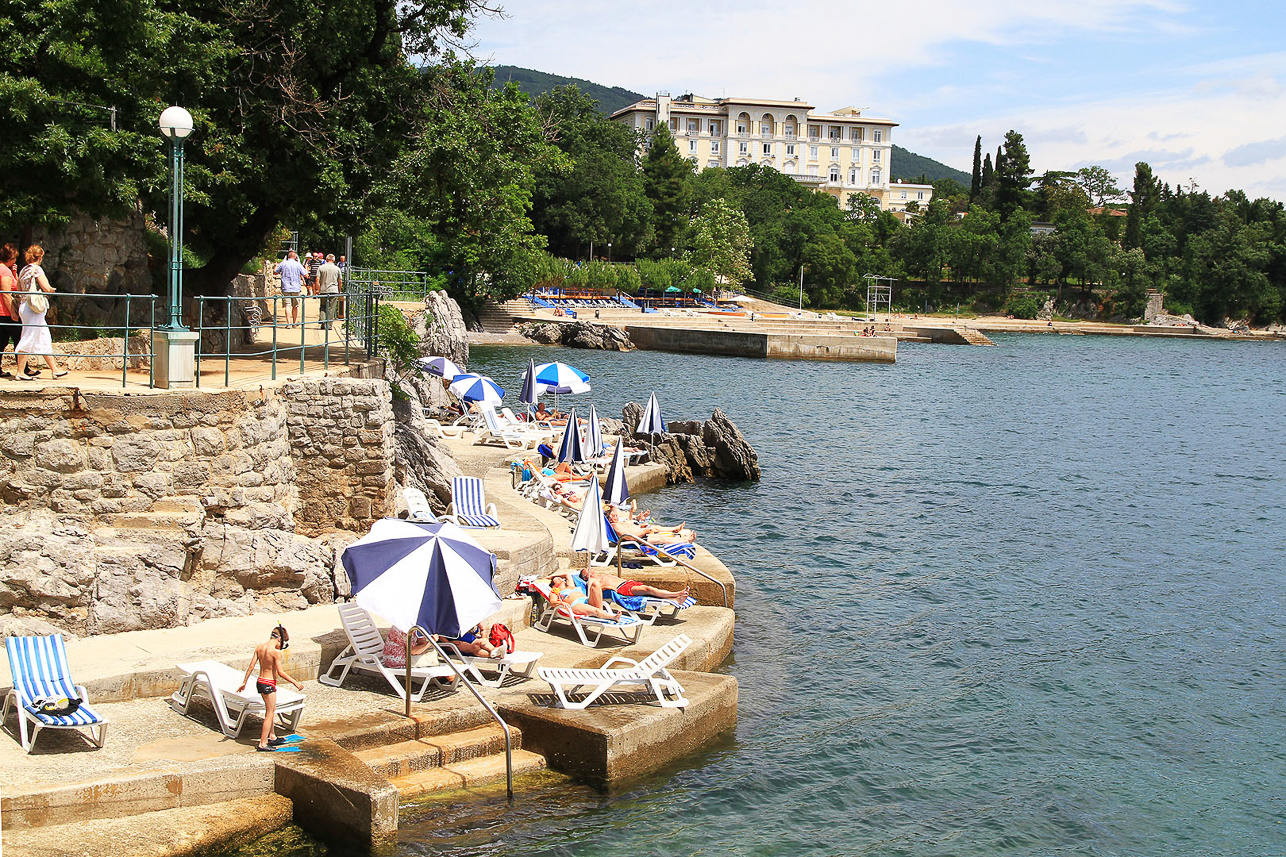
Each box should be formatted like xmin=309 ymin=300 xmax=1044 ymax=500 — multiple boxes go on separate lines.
xmin=3 ymin=634 xmax=108 ymax=753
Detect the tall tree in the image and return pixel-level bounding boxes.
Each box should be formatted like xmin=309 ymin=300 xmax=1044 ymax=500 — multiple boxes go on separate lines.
xmin=641 ymin=126 xmax=693 ymax=255
xmin=687 ymin=198 xmax=753 ymax=285
xmin=995 ymin=130 xmax=1033 ymax=219
xmin=980 ymin=152 xmax=995 ymax=199
xmin=531 ymin=85 xmax=652 ymax=259
xmin=1124 ymin=162 xmax=1161 ymax=250
xmin=970 ymin=135 xmax=983 ymax=200
xmin=1077 ymin=166 xmax=1124 ymax=208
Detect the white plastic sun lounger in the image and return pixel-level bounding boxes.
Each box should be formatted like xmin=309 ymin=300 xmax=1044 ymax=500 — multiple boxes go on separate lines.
xmin=402 ymin=487 xmax=441 ymax=523
xmin=435 ymin=641 xmax=544 ymax=689
xmin=527 ymin=577 xmax=645 ymax=648
xmin=3 ymin=634 xmax=108 ymax=753
xmin=318 ymin=603 xmax=459 ymax=702
xmin=169 ymin=660 xmax=306 ymax=739
xmin=538 ymin=633 xmax=691 ymax=710
xmin=423 ymin=417 xmax=466 ymax=439
xmin=474 ymin=405 xmax=542 ymax=450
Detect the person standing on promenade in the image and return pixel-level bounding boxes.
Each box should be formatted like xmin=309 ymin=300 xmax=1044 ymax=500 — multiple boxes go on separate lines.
xmin=237 ymin=624 xmax=304 ymax=751
xmin=274 ymin=250 xmax=306 ymax=326
xmin=306 ymin=251 xmax=323 ymax=296
xmin=0 ymin=244 xmax=21 ymax=378
xmin=317 ymin=254 xmax=341 ymax=330
xmin=336 ymin=255 xmax=348 ymax=322
xmin=15 ymin=245 xmax=67 ymax=380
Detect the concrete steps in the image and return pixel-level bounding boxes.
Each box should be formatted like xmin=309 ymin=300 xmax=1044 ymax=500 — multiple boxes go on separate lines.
xmin=476 ymin=299 xmax=533 ymax=333
xmin=354 ymin=723 xmax=547 ymax=799
xmin=957 ymin=328 xmax=996 ymax=346
xmin=389 ymin=749 xmax=546 ymax=798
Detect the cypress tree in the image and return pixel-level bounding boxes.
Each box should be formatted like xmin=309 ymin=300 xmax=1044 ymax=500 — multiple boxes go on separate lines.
xmin=642 ymin=126 xmax=693 ymax=254
xmin=1123 ymin=162 xmax=1159 ymax=250
xmin=970 ymin=135 xmax=982 ymax=199
xmin=981 ymin=153 xmax=994 ymax=194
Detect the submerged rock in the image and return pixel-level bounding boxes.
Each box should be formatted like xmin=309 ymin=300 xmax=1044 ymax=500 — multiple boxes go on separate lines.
xmin=519 ymin=321 xmax=633 ymax=351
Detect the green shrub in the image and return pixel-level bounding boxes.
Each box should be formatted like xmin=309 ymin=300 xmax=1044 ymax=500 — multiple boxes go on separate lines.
xmin=1004 ymin=293 xmax=1041 ymax=319
xmin=377 ymin=304 xmax=420 ymax=401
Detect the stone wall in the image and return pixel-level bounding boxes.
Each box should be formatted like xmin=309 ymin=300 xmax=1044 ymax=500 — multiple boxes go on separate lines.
xmin=0 ymin=380 xmax=400 ymax=636
xmin=282 ymin=377 xmax=397 ymax=536
xmin=31 ymin=209 xmax=151 ymax=298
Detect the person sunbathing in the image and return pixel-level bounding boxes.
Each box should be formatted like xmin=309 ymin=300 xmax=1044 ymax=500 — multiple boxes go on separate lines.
xmin=547 ymin=572 xmax=627 ymax=621
xmin=548 ymin=482 xmax=586 ymax=509
xmin=436 ymin=623 xmax=506 ymax=659
xmin=607 ymin=507 xmax=696 ymax=544
xmin=580 ymin=569 xmax=690 ymax=607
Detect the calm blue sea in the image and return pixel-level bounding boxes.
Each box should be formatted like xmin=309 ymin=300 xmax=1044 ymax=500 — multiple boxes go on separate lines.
xmin=272 ymin=334 xmax=1286 ymax=856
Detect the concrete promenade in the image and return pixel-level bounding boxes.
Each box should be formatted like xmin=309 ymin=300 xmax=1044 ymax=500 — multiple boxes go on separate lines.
xmin=1 ymin=433 xmax=738 ymax=855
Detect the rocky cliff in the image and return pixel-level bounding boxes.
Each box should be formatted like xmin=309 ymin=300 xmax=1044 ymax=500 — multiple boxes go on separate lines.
xmin=622 ymin=404 xmax=760 ymax=483
xmin=519 ymin=321 xmax=633 ymax=351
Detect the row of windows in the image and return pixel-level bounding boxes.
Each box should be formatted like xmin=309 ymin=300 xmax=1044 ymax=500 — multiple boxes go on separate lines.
xmin=648 ymin=115 xmax=884 ymax=143
xmin=715 ymin=157 xmax=885 ymax=186
xmin=688 ymin=139 xmax=882 ymax=163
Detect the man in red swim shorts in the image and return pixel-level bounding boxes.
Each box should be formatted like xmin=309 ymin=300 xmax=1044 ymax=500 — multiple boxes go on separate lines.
xmin=580 ymin=569 xmax=691 ymax=606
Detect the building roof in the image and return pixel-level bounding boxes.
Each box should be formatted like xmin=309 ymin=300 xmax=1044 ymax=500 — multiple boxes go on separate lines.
xmin=612 ymin=94 xmax=897 ymax=126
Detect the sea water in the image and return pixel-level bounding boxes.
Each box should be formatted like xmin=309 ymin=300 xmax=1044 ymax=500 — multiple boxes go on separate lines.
xmin=270 ymin=334 xmax=1286 ymax=856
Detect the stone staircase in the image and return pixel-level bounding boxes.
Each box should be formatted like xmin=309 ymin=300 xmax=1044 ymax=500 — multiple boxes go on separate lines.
xmin=353 ymin=723 xmax=546 ymax=798
xmin=476 ymin=299 xmax=535 ymax=333
xmin=957 ymin=328 xmax=996 ymax=346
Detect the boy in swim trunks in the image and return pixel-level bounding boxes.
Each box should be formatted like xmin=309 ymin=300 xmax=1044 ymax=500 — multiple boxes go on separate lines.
xmin=580 ymin=569 xmax=691 ymax=607
xmin=237 ymin=624 xmax=304 ymax=751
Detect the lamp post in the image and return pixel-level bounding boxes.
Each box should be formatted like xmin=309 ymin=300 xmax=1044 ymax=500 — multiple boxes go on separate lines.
xmin=607 ymin=242 xmax=612 ymax=264
xmin=153 ymin=105 xmax=200 ymax=388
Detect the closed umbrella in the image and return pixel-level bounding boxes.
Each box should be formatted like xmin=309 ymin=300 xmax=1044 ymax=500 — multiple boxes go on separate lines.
xmin=602 ymin=441 xmax=630 ymax=508
xmin=637 ymin=392 xmax=666 ymax=435
xmin=518 ymin=358 xmax=539 ymax=414
xmin=340 ymin=519 xmax=516 ymax=796
xmin=569 ymin=477 xmax=609 ymax=569
xmin=586 ymin=404 xmax=604 ymax=456
xmin=449 ymin=373 xmax=505 ymax=406
xmin=555 ymin=406 xmax=585 ymax=463
xmin=415 ymin=356 xmax=462 ymax=381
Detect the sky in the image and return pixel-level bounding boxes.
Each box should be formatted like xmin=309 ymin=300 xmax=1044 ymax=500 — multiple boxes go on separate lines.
xmin=468 ymin=0 xmax=1286 ymax=200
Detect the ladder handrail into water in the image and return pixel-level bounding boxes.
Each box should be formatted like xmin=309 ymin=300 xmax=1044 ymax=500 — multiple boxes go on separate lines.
xmin=615 ymin=534 xmax=729 ymax=608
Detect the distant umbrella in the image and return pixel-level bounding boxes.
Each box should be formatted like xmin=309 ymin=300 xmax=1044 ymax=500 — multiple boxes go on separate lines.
xmin=532 ymin=361 xmax=591 ymax=395
xmin=415 ymin=356 xmax=463 ymax=381
xmin=637 ymin=392 xmax=666 ymax=435
xmin=556 ymin=406 xmax=586 ymax=463
xmin=569 ymin=478 xmax=609 ymax=567
xmin=586 ymin=404 xmax=603 ymax=455
xmin=602 ymin=442 xmax=630 ymax=508
xmin=449 ymin=373 xmax=505 ymax=405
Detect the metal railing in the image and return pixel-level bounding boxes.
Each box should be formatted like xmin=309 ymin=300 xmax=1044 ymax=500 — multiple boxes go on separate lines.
xmin=346 ymin=268 xmax=436 ymax=303
xmin=193 ymin=290 xmax=380 ymax=387
xmin=16 ymin=293 xmax=161 ymax=388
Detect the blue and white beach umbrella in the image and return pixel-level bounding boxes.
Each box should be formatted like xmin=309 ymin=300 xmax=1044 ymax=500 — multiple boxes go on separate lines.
xmin=415 ymin=355 xmax=463 ymax=381
xmin=533 ymin=361 xmax=591 ymax=395
xmin=586 ymin=404 xmax=604 ymax=455
xmin=342 ymin=519 xmax=501 ymax=640
xmin=569 ymin=477 xmax=609 ymax=565
xmin=602 ymin=441 xmax=630 ymax=508
xmin=448 ymin=373 xmax=505 ymax=405
xmin=637 ymin=391 xmax=667 ymax=435
xmin=518 ymin=358 xmax=539 ymax=408
xmin=556 ymin=406 xmax=586 ymax=463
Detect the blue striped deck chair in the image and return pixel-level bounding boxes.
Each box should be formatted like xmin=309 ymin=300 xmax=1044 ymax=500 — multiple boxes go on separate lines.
xmin=592 ymin=518 xmax=696 ymax=568
xmin=445 ymin=476 xmax=501 ymax=529
xmin=3 ymin=634 xmax=108 ymax=753
xmin=573 ymin=572 xmax=697 ymax=626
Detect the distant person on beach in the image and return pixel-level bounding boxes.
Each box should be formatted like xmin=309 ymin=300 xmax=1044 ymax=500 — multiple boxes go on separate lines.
xmin=274 ymin=250 xmax=306 ymax=325
xmin=0 ymin=244 xmax=21 ymax=378
xmin=580 ymin=569 xmax=690 ymax=606
xmin=317 ymin=254 xmax=341 ymax=329
xmin=15 ymin=245 xmax=66 ymax=381
xmin=237 ymin=624 xmax=304 ymax=751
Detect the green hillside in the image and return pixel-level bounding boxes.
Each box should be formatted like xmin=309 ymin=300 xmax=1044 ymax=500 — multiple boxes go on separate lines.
xmin=490 ymin=66 xmax=643 ymax=115
xmin=890 ymin=145 xmax=970 ymax=185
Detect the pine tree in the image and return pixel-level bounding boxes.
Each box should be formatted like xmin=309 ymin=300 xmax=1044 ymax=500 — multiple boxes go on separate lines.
xmin=1123 ymin=162 xmax=1160 ymax=250
xmin=995 ymin=130 xmax=1033 ymax=220
xmin=970 ymin=135 xmax=983 ymax=200
xmin=642 ymin=126 xmax=693 ymax=254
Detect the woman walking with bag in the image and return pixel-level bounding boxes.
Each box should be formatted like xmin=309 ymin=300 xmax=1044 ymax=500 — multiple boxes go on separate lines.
xmin=15 ymin=245 xmax=66 ymax=380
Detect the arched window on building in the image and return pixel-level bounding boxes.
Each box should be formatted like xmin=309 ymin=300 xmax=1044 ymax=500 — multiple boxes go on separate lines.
xmin=736 ymin=112 xmax=751 ymax=135
xmin=760 ymin=114 xmax=775 ymax=137
xmin=784 ymin=114 xmax=798 ymax=138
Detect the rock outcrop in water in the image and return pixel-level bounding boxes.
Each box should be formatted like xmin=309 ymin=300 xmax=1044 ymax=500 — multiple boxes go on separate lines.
xmin=519 ymin=321 xmax=633 ymax=351
xmin=622 ymin=404 xmax=760 ymax=483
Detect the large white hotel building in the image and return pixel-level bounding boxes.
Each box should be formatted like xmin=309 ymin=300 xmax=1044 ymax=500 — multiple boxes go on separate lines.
xmin=611 ymin=92 xmax=932 ymax=214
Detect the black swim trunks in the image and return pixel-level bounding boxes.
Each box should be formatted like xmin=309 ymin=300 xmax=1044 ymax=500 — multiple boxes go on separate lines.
xmin=256 ymin=679 xmax=277 ymax=695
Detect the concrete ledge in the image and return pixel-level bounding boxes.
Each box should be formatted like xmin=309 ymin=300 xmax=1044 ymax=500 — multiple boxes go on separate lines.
xmin=0 ymin=793 xmax=294 ymax=857
xmin=273 ymin=737 xmax=399 ymax=850
xmin=2 ymin=755 xmax=275 ymax=829
xmin=500 ymin=671 xmax=737 ymax=782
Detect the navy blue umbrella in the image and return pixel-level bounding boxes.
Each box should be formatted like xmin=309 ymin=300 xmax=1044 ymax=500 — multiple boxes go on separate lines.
xmin=519 ymin=358 xmax=539 ymax=409
xmin=555 ymin=406 xmax=585 ymax=463
xmin=602 ymin=441 xmax=630 ymax=508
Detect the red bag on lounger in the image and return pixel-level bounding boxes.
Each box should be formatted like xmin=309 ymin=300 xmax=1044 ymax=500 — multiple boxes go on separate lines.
xmin=489 ymin=623 xmax=515 ymax=654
